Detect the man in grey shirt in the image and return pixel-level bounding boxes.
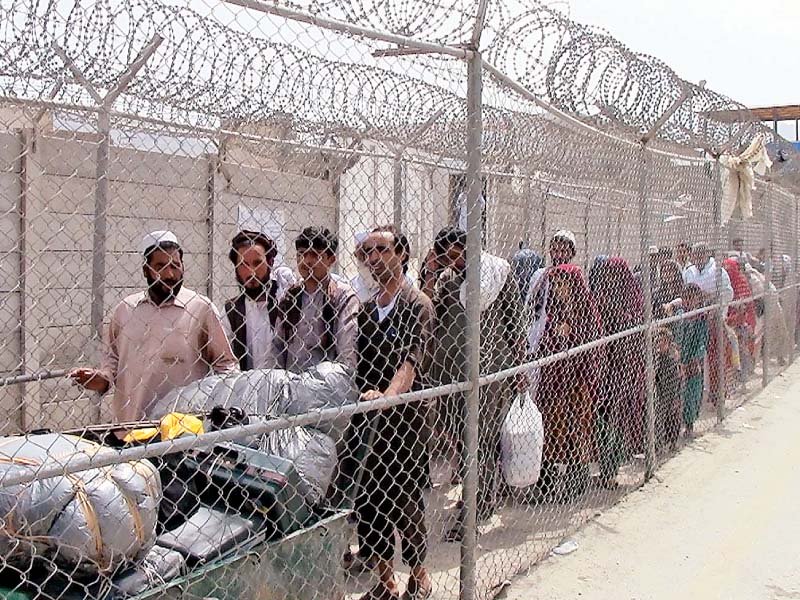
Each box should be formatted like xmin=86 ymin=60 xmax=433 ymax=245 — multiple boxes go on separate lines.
xmin=276 ymin=227 xmax=360 ymax=372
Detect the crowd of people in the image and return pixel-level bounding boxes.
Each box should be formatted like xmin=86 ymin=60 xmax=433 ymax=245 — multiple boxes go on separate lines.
xmin=67 ymin=224 xmax=796 ymax=600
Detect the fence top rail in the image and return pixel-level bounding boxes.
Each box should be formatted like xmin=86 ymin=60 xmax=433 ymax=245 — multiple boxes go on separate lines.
xmin=0 ymin=0 xmax=797 ymax=179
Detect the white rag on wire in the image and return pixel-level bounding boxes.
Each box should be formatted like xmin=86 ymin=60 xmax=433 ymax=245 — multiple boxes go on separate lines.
xmin=459 ymin=252 xmax=511 ymax=313
xmin=456 ymin=191 xmax=487 ymax=232
xmin=719 ymin=134 xmax=772 ymax=223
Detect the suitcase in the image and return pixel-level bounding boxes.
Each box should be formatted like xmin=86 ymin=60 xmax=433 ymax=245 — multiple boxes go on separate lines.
xmin=181 ymin=442 xmax=314 ymax=537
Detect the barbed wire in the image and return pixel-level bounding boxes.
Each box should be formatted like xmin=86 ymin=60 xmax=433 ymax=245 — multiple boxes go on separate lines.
xmin=0 ymin=0 xmax=795 ymax=177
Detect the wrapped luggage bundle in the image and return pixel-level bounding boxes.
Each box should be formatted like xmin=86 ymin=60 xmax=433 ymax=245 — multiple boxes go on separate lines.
xmin=156 ymin=362 xmax=357 ymax=436
xmin=155 ymin=362 xmax=358 ymax=503
xmin=0 ymin=434 xmax=162 ymax=575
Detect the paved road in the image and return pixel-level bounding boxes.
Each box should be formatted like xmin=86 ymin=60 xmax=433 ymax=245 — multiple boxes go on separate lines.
xmin=505 ymin=361 xmax=800 ymax=600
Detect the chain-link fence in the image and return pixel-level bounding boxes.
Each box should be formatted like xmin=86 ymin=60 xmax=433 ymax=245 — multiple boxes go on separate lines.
xmin=0 ymin=1 xmax=798 ymax=599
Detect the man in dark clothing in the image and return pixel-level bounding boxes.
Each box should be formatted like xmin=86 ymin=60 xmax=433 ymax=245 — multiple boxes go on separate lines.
xmin=353 ymin=225 xmax=434 ymax=600
xmin=222 ymin=230 xmax=283 ymax=370
xmin=421 ymin=227 xmax=526 ymax=542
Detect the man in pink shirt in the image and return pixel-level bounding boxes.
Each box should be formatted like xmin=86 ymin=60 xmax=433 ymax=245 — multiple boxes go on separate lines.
xmin=70 ymin=231 xmax=238 ymax=422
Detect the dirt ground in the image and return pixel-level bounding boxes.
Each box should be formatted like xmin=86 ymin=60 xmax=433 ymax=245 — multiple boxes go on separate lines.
xmin=503 ymin=360 xmax=800 ymax=600
xmin=343 ymin=357 xmax=780 ymax=600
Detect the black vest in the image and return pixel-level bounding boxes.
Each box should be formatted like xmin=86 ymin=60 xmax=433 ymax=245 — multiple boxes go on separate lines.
xmin=224 ymin=280 xmax=279 ymax=371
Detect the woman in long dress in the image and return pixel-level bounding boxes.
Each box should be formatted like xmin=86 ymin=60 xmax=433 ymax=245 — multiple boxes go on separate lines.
xmin=722 ymin=257 xmax=757 ymax=382
xmin=588 ymin=257 xmax=645 ymax=486
xmin=536 ymin=264 xmax=603 ymax=500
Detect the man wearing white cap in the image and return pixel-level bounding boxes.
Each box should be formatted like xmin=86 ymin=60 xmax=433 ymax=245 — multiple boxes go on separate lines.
xmin=70 ymin=231 xmax=238 ymax=422
xmin=633 ymin=245 xmax=661 ymax=291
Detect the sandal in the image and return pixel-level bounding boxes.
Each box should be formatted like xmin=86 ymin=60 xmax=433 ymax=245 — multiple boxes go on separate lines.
xmin=358 ymin=583 xmax=400 ymax=600
xmin=401 ymin=579 xmax=433 ymax=600
xmin=343 ymin=550 xmax=374 ymax=574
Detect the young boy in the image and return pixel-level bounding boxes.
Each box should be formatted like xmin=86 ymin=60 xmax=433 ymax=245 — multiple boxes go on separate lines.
xmin=680 ymin=284 xmax=709 ymax=437
xmin=654 ymin=327 xmax=682 ymax=452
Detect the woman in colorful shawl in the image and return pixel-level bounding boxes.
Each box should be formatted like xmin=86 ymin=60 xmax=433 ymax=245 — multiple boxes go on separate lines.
xmin=536 ymin=264 xmax=603 ymax=500
xmin=722 ymin=257 xmax=757 ymax=381
xmin=745 ymin=261 xmax=791 ymax=365
xmin=588 ymin=257 xmax=645 ymax=487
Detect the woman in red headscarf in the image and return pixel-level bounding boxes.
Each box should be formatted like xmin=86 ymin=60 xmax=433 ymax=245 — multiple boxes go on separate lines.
xmin=536 ymin=264 xmax=603 ymax=501
xmin=723 ymin=257 xmax=757 ymax=381
xmin=588 ymin=257 xmax=645 ymax=487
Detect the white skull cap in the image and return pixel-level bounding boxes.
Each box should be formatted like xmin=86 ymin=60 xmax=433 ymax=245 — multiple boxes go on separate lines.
xmin=141 ymin=230 xmax=180 ymax=254
xmin=552 ymin=229 xmax=576 ymax=247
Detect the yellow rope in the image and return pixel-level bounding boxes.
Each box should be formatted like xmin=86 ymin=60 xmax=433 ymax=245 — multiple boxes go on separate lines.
xmin=67 ymin=475 xmax=108 ymax=570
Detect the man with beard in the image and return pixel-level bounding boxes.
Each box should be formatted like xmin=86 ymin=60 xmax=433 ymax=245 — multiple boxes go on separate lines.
xmin=70 ymin=231 xmax=237 ymax=422
xmin=422 ymin=226 xmax=525 ymax=541
xmin=222 ymin=229 xmax=295 ymax=370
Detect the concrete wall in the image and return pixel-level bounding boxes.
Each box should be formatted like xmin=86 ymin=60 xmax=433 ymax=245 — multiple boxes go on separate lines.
xmin=0 ymin=128 xmax=793 ymax=434
xmin=338 ymin=150 xmax=451 ymax=279
xmin=0 ymin=130 xmax=336 ymax=433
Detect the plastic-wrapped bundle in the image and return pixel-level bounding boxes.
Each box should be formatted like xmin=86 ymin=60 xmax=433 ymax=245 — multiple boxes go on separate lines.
xmin=111 ymin=545 xmax=186 ymax=597
xmin=153 ymin=369 xmax=286 ymax=417
xmin=261 ymin=427 xmax=338 ymax=504
xmin=154 ymin=362 xmax=358 ymax=503
xmin=283 ymin=361 xmax=359 ymax=438
xmin=0 ymin=434 xmax=162 ymax=575
xmin=155 ymin=362 xmax=357 ymax=438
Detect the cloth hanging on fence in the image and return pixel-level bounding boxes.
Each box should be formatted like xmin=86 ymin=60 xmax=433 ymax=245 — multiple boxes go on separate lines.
xmin=456 ymin=191 xmax=486 ymax=232
xmin=719 ymin=135 xmax=772 ymax=224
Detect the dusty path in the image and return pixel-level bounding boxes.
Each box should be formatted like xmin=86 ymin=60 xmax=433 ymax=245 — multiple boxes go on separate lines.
xmin=504 ymin=361 xmax=800 ymax=600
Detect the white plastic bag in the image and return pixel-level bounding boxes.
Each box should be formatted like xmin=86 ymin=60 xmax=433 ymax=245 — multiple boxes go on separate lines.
xmin=500 ymin=392 xmax=544 ymax=488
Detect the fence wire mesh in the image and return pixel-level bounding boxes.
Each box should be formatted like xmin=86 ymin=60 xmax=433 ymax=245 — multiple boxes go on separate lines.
xmin=0 ymin=1 xmax=798 ymax=600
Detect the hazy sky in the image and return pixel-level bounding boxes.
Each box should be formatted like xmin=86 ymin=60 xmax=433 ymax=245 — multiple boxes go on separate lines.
xmin=567 ymin=0 xmax=798 ymax=110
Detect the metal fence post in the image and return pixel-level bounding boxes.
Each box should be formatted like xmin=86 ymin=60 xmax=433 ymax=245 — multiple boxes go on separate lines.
xmin=540 ymin=187 xmax=549 ymax=251
xmin=635 ymin=91 xmax=690 ymax=477
xmin=91 ymin=109 xmax=110 ymax=347
xmin=794 ymin=195 xmax=799 ymax=363
xmin=711 ymin=160 xmax=726 ymax=421
xmin=460 ymin=49 xmax=483 ymax=600
xmin=53 ymin=43 xmax=110 ymax=347
xmin=54 ymin=36 xmax=163 ymax=376
xmin=206 ymin=155 xmax=218 ymax=300
xmin=583 ymin=199 xmax=591 ymax=267
xmin=762 ymin=186 xmax=773 ymax=387
xmin=636 ymin=144 xmax=656 ymax=479
xmin=16 ymin=129 xmax=38 ymax=432
xmin=392 ymin=158 xmax=404 ymax=230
